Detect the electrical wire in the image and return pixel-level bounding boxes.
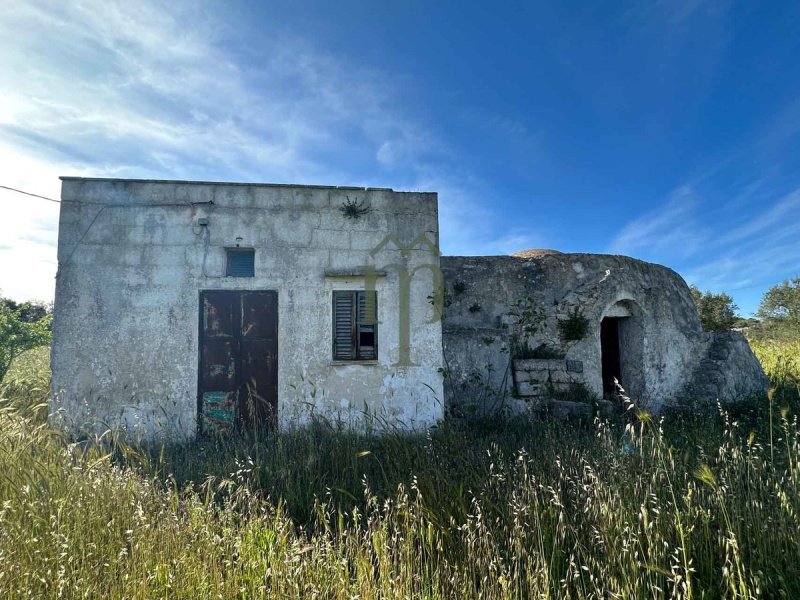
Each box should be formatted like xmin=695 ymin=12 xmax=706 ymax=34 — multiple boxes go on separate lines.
xmin=2 ymin=182 xmax=218 ymax=271
xmin=0 ymin=184 xmax=61 ymax=203
xmin=0 ymin=183 xmax=215 ymax=207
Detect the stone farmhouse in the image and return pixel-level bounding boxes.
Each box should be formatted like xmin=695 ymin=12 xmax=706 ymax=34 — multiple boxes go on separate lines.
xmin=50 ymin=178 xmax=768 ymax=441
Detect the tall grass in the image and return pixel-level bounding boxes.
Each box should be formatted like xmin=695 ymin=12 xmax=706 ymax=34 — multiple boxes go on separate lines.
xmin=0 ymin=345 xmax=49 ymax=420
xmin=751 ymin=338 xmax=800 ymax=400
xmin=0 ymin=341 xmax=799 ymax=598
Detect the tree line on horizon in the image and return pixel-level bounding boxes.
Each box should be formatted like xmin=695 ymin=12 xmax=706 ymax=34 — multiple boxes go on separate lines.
xmin=691 ymin=276 xmax=800 ymax=338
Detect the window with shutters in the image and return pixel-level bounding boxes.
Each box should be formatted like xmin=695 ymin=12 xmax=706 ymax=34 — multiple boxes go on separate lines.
xmin=332 ymin=290 xmax=378 ymax=361
xmin=226 ymin=249 xmax=255 ymax=277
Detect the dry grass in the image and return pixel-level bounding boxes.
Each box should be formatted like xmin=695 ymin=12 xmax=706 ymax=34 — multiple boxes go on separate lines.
xmin=0 ymin=341 xmax=798 ymax=598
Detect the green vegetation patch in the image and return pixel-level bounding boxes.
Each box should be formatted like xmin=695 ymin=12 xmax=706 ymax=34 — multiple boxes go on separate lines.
xmin=0 ymin=337 xmax=799 ymax=597
xmin=558 ymin=306 xmax=590 ymax=341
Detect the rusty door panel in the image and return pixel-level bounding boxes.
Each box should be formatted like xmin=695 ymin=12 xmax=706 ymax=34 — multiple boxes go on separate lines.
xmin=238 ymin=291 xmax=279 ymax=429
xmin=203 ymin=292 xmax=237 ymax=337
xmin=240 ymin=340 xmax=278 ymax=428
xmin=199 ymin=290 xmax=278 ymax=433
xmin=242 ymin=291 xmax=278 ymax=339
xmin=200 ymin=339 xmax=237 ymax=391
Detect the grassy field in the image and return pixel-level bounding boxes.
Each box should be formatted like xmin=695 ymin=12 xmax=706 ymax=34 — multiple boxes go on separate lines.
xmin=0 ymin=341 xmax=799 ymax=598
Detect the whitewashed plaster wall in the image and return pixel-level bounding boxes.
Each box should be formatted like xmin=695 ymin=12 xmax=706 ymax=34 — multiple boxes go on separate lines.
xmin=51 ymin=178 xmax=444 ymax=441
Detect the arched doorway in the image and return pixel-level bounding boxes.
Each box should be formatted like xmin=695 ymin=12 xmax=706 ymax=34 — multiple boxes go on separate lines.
xmin=600 ymin=300 xmax=644 ymax=400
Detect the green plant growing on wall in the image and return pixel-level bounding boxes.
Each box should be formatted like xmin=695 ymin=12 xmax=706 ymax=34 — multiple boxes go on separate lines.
xmin=549 ymin=380 xmax=599 ymax=404
xmin=507 ymin=296 xmax=546 ymax=359
xmin=451 ymin=280 xmax=466 ymax=296
xmin=516 ymin=343 xmax=564 ymax=359
xmin=339 ymin=196 xmax=371 ymax=219
xmin=558 ymin=306 xmax=590 ymax=341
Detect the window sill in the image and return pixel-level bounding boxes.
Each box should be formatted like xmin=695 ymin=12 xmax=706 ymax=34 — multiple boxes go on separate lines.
xmin=330 ymin=360 xmax=379 ymax=366
xmin=325 ymin=268 xmax=388 ymax=278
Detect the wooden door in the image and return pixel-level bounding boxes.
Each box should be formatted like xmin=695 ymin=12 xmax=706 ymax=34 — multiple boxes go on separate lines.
xmin=199 ymin=290 xmax=278 ymax=432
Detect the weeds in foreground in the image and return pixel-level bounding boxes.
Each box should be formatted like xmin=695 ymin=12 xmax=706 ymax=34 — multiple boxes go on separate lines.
xmin=1 ymin=398 xmax=799 ymax=597
xmin=0 ymin=341 xmax=799 ymax=597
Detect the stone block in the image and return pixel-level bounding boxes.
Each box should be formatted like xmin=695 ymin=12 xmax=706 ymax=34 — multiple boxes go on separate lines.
xmin=513 ymin=369 xmax=549 ymax=384
xmin=292 ymin=187 xmax=331 ymax=210
xmin=268 ymin=220 xmax=314 ymax=247
xmin=566 ymin=359 xmax=583 ymax=373
xmin=596 ymin=400 xmax=616 ymax=417
xmin=549 ymin=370 xmax=577 ymax=384
xmin=328 ymin=250 xmax=383 ymax=271
xmin=312 ymin=228 xmax=351 ymax=250
xmin=516 ymin=381 xmax=546 ymax=397
xmin=550 ymin=400 xmax=592 ymax=420
xmin=514 ymin=358 xmax=565 ymax=372
xmin=346 ymin=230 xmax=384 ymax=251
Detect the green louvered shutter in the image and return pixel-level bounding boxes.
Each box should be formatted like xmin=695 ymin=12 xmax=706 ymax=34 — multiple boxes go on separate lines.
xmin=333 ymin=291 xmax=378 ymax=360
xmin=333 ymin=291 xmax=355 ymax=360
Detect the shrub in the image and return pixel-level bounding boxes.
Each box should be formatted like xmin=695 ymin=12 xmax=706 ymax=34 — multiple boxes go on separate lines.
xmin=0 ymin=300 xmax=51 ymax=382
xmin=338 ymin=196 xmax=371 ymax=219
xmin=690 ymin=285 xmax=739 ymax=332
xmin=512 ymin=342 xmax=564 ymax=359
xmin=508 ymin=296 xmax=547 ymax=358
xmin=549 ymin=381 xmax=599 ymax=404
xmin=558 ymin=306 xmax=590 ymax=341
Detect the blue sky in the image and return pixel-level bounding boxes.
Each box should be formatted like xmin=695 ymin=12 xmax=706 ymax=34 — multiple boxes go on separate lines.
xmin=1 ymin=1 xmax=800 ymax=314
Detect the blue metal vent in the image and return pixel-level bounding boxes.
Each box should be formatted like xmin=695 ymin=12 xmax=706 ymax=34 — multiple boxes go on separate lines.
xmin=226 ymin=249 xmax=255 ymax=277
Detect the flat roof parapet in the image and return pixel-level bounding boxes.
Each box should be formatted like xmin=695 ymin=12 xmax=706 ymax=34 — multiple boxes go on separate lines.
xmin=58 ymin=177 xmax=438 ymax=214
xmin=58 ymin=176 xmax=404 ymax=193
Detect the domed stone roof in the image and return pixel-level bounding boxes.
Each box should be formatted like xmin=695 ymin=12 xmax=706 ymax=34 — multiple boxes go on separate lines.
xmin=511 ymin=248 xmax=563 ymax=258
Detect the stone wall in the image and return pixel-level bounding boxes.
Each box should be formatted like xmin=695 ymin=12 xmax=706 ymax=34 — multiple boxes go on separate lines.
xmin=685 ymin=331 xmax=769 ymax=401
xmin=51 ymin=178 xmax=444 ymax=441
xmin=441 ymin=253 xmax=768 ymax=417
xmin=512 ymin=357 xmax=592 ymax=396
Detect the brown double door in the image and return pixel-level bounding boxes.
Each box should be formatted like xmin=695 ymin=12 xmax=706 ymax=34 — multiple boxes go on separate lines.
xmin=198 ymin=290 xmax=278 ymax=432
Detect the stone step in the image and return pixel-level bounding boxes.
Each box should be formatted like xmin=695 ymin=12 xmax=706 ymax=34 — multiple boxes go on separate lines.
xmin=549 ymin=400 xmax=592 ymax=420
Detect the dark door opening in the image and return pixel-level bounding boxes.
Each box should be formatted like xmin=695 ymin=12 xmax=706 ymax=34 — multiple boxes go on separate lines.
xmin=199 ymin=290 xmax=278 ymax=433
xmin=601 ymin=317 xmax=622 ymax=396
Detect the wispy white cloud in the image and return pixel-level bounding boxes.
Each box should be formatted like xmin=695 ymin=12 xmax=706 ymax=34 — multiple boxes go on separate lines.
xmin=610 ymin=181 xmax=800 ymax=314
xmin=1 ymin=0 xmax=461 ymax=185
xmin=0 ymin=149 xmax=68 ymax=301
xmin=0 ymin=0 xmax=545 ymax=301
xmin=717 ymin=190 xmax=800 ymax=246
xmin=609 ymin=186 xmax=707 ymax=260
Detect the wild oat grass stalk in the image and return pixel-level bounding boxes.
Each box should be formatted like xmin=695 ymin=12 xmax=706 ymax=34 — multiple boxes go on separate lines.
xmin=0 ymin=341 xmax=798 ymax=598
